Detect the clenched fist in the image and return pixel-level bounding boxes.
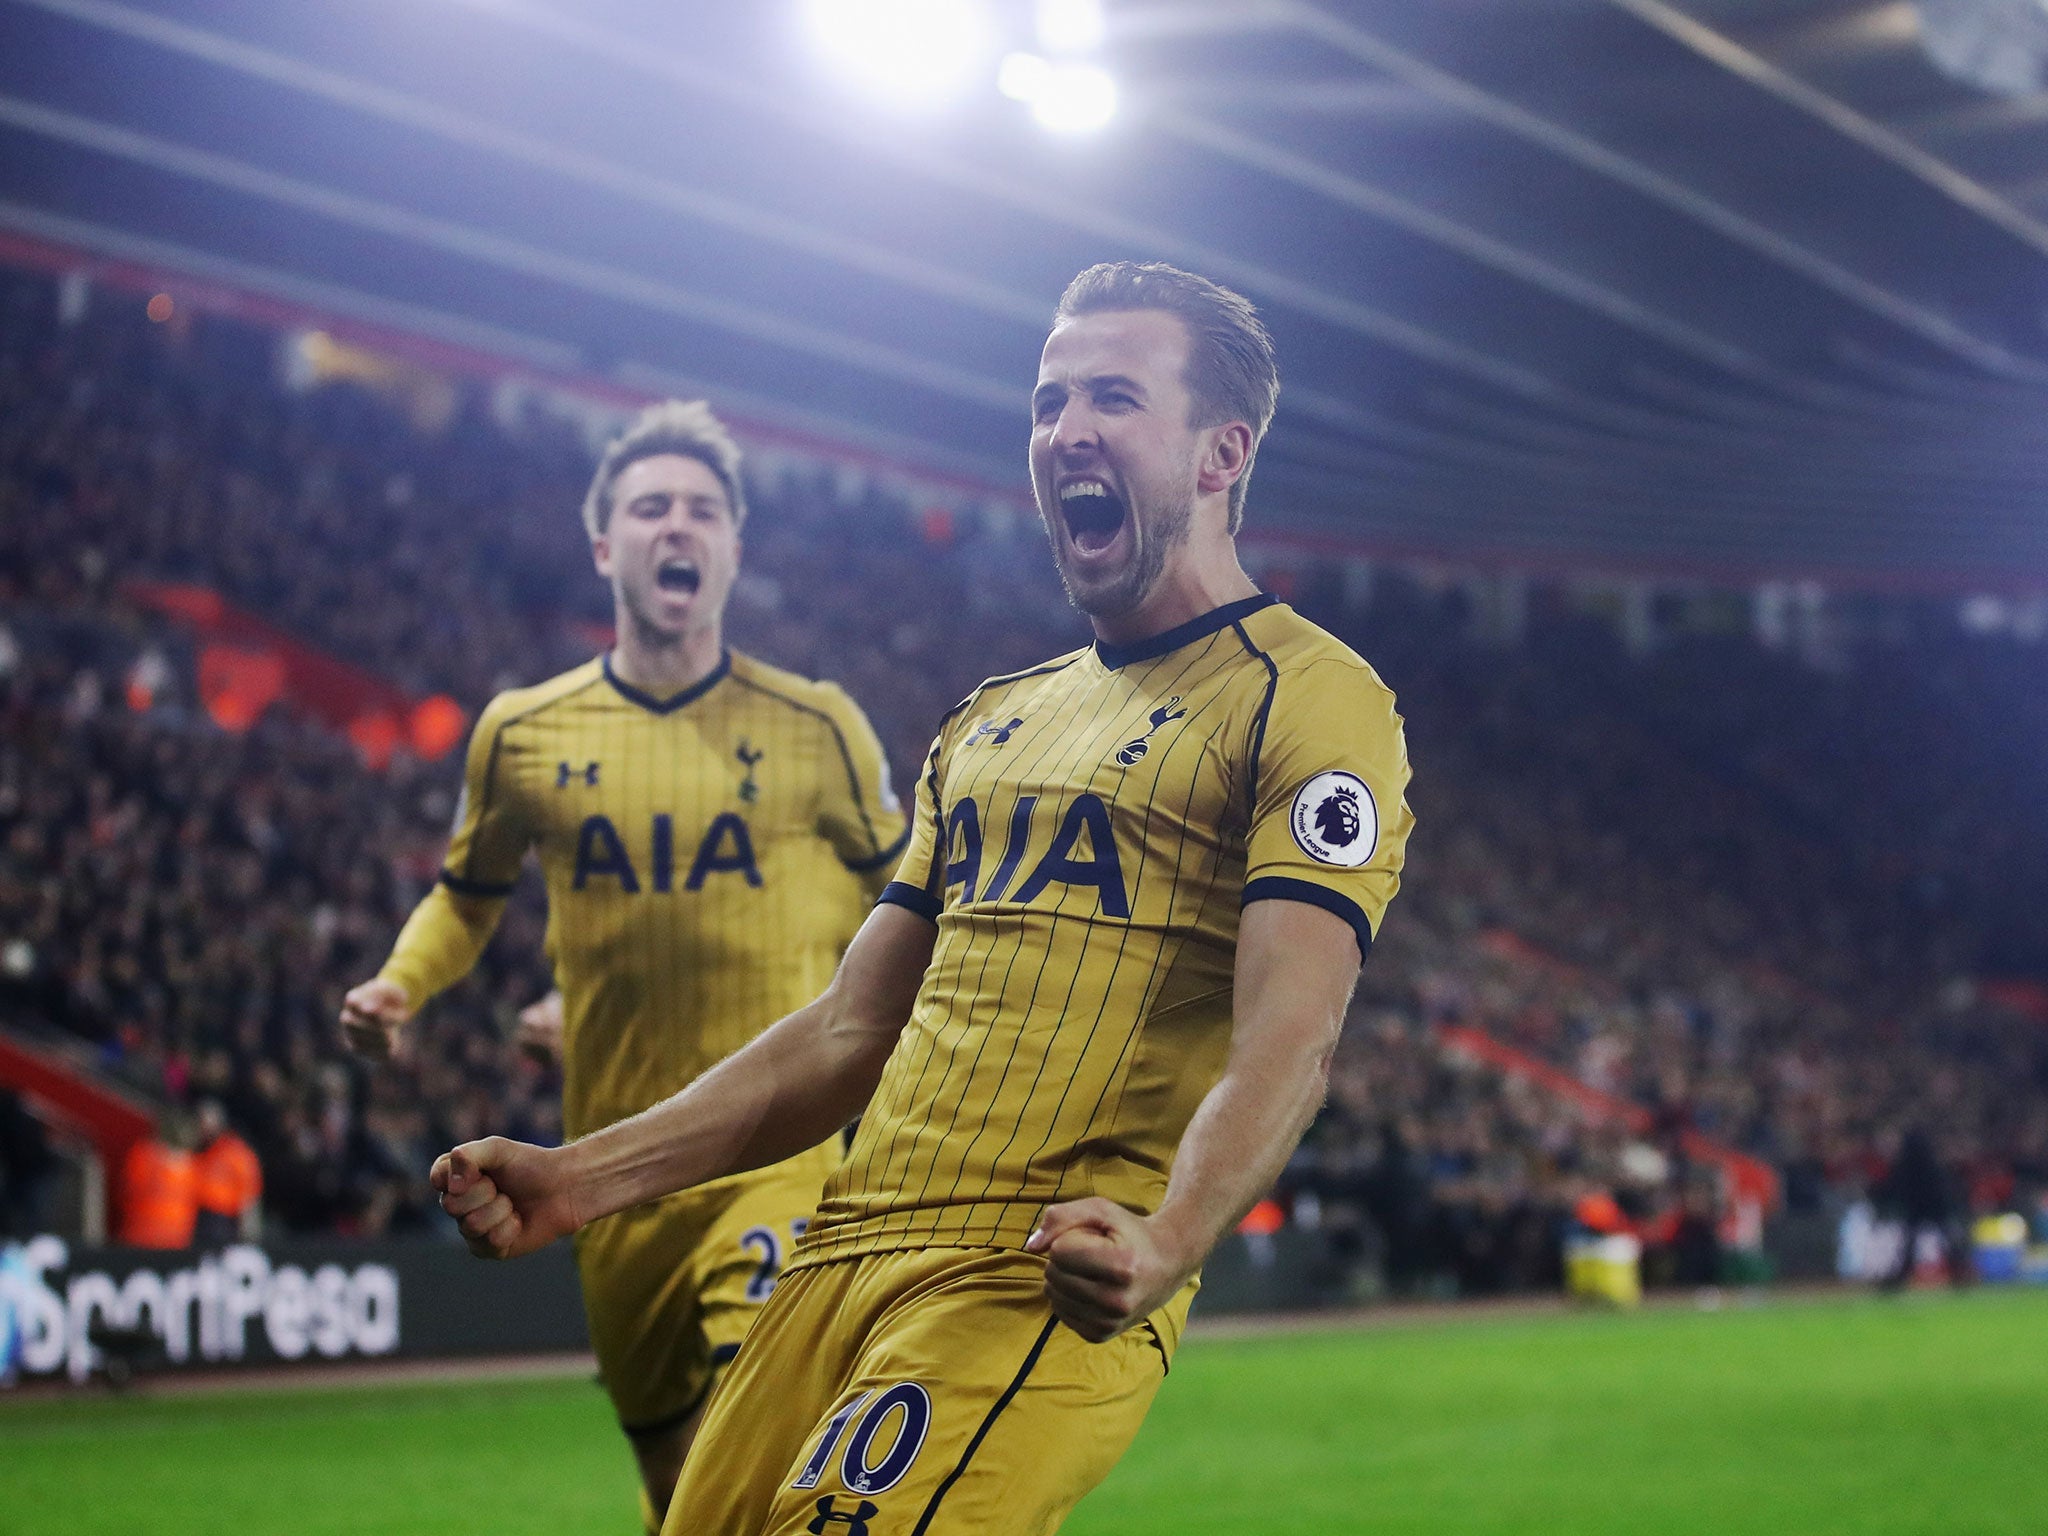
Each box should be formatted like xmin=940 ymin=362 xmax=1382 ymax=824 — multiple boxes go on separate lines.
xmin=1025 ymin=1197 xmax=1190 ymax=1344
xmin=430 ymin=1138 xmax=583 ymax=1260
xmin=340 ymin=977 xmax=414 ymax=1061
xmin=516 ymin=990 xmax=565 ymax=1066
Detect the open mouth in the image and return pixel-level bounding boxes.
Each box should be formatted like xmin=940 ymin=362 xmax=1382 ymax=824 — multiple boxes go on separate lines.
xmin=1059 ymin=480 xmax=1126 ymax=556
xmin=656 ymin=559 xmax=701 ymax=595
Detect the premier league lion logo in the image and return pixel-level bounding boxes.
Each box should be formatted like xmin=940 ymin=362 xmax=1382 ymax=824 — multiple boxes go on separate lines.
xmin=1289 ymin=770 xmax=1377 ymax=868
xmin=1313 ymin=785 xmax=1362 ymax=848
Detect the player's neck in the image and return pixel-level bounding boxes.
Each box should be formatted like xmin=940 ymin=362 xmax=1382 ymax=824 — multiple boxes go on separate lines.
xmin=1089 ymin=535 xmax=1258 ymax=649
xmin=611 ymin=619 xmax=725 ymax=699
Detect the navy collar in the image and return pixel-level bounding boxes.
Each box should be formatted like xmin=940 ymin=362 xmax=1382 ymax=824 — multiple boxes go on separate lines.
xmin=1094 ymin=593 xmax=1278 ymax=670
xmin=603 ymin=649 xmax=731 ymax=714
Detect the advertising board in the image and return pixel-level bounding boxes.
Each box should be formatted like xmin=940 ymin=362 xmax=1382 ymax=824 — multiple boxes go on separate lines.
xmin=0 ymin=1235 xmax=587 ymax=1386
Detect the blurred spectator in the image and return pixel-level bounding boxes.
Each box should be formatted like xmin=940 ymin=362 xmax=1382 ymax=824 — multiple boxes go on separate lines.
xmin=1876 ymin=1128 xmax=1964 ymax=1290
xmin=115 ymin=1112 xmax=197 ymax=1249
xmin=192 ymin=1097 xmax=262 ymax=1246
xmin=1656 ymin=1180 xmax=1724 ymax=1289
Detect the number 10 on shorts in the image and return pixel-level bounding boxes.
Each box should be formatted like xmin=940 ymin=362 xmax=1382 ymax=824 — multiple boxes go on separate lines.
xmin=791 ymin=1383 xmax=934 ymax=1496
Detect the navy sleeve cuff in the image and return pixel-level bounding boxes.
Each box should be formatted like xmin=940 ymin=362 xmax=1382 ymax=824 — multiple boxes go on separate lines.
xmin=877 ymin=881 xmax=942 ymax=923
xmin=1241 ymin=876 xmax=1373 ymax=964
xmin=439 ymin=868 xmax=517 ymax=898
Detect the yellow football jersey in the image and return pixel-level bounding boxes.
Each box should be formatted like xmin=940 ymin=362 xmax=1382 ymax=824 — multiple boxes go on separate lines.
xmin=386 ymin=649 xmax=906 ymax=1140
xmin=798 ymin=594 xmax=1412 ymax=1285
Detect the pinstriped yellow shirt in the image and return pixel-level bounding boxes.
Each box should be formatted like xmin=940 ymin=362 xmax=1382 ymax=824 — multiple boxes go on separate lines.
xmin=418 ymin=649 xmax=905 ymax=1141
xmin=798 ymin=595 xmax=1413 ymax=1319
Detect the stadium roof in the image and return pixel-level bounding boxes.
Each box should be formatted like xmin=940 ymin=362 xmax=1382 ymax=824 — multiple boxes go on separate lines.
xmin=3 ymin=0 xmax=2047 ymax=589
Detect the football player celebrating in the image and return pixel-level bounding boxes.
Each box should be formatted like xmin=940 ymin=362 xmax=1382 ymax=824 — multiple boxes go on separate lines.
xmin=431 ymin=266 xmax=1412 ymax=1536
xmin=343 ymin=400 xmax=904 ymax=1532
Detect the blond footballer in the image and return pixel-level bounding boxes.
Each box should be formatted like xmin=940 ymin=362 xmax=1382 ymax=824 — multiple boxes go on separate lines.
xmin=341 ymin=402 xmax=904 ymax=1530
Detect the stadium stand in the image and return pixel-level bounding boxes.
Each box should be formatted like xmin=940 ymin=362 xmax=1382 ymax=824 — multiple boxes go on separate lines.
xmin=3 ymin=264 xmax=2045 ymax=1291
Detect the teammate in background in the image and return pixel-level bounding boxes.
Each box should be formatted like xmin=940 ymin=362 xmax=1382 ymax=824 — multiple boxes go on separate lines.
xmin=340 ymin=400 xmax=905 ymax=1532
xmin=431 ymin=264 xmax=1414 ymax=1535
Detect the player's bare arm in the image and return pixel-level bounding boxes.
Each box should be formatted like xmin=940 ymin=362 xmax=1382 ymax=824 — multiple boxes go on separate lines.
xmin=515 ymin=989 xmax=565 ymax=1065
xmin=1027 ymin=898 xmax=1361 ymax=1342
xmin=339 ymin=883 xmax=505 ymax=1060
xmin=432 ymin=900 xmax=935 ymax=1259
xmin=338 ymin=976 xmax=414 ymax=1061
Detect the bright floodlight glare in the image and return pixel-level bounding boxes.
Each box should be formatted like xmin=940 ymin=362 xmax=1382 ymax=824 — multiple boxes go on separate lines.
xmin=1036 ymin=0 xmax=1105 ymax=53
xmin=802 ymin=0 xmax=991 ymax=109
xmin=998 ymin=51 xmax=1052 ymax=101
xmin=1031 ymin=61 xmax=1117 ymax=132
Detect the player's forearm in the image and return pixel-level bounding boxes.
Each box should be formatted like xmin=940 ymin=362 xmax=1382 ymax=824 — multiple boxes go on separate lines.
xmin=561 ymin=901 xmax=937 ymax=1228
xmin=377 ymin=883 xmax=504 ymax=1004
xmin=1145 ymin=1040 xmax=1334 ymax=1284
xmin=1144 ymin=900 xmax=1357 ymax=1284
xmin=557 ymin=991 xmax=896 ymax=1221
xmin=554 ymin=902 xmax=932 ymax=1222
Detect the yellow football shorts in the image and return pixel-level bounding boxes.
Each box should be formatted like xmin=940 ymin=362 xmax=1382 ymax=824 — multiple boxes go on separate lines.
xmin=574 ymin=1144 xmax=837 ymax=1434
xmin=662 ymin=1246 xmax=1172 ymax=1536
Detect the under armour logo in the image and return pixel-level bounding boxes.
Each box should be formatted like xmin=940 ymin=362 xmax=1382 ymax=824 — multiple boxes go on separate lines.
xmin=736 ymin=740 xmax=764 ymax=803
xmin=967 ymin=716 xmax=1025 ymax=748
xmin=556 ymin=761 xmax=600 ymax=789
xmin=807 ymin=1496 xmax=878 ymax=1536
xmin=1115 ymin=696 xmax=1187 ymax=767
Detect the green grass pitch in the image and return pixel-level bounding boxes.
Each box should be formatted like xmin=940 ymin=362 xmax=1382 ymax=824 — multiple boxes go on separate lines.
xmin=5 ymin=1290 xmax=2044 ymax=1535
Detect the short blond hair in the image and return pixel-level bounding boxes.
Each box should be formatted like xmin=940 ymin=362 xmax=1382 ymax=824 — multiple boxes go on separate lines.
xmin=581 ymin=399 xmax=747 ymax=539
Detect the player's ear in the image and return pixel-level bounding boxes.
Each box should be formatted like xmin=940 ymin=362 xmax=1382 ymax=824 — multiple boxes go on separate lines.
xmin=591 ymin=532 xmax=613 ymax=580
xmin=1196 ymin=422 xmax=1252 ymax=497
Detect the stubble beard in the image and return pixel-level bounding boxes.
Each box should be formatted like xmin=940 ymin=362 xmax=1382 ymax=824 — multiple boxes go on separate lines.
xmin=618 ymin=576 xmax=691 ymax=656
xmin=1041 ymin=474 xmax=1195 ymax=622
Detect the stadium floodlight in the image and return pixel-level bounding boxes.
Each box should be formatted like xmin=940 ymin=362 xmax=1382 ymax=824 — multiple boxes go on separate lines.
xmin=1017 ymin=56 xmax=1118 ymax=133
xmin=1917 ymin=0 xmax=2048 ymax=96
xmin=801 ymin=0 xmax=994 ymax=110
xmin=998 ymin=50 xmax=1053 ymax=102
xmin=1036 ymin=0 xmax=1106 ymax=54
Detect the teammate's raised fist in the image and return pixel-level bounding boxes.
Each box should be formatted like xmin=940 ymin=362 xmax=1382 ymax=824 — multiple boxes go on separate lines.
xmin=339 ymin=976 xmax=414 ymax=1061
xmin=516 ymin=989 xmax=566 ymax=1065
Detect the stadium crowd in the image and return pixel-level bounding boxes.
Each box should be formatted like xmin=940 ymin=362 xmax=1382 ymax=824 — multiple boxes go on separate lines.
xmin=3 ymin=268 xmax=2045 ymax=1292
